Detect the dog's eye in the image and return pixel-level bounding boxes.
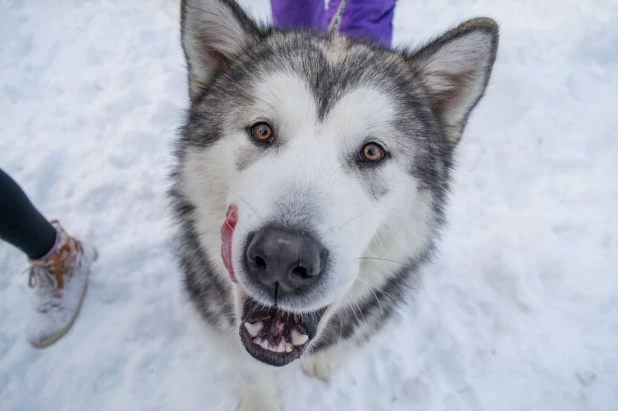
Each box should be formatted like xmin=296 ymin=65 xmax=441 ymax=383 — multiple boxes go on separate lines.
xmin=249 ymin=122 xmax=273 ymax=143
xmin=359 ymin=142 xmax=386 ymax=163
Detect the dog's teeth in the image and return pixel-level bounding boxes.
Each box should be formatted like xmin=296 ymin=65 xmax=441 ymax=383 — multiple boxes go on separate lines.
xmin=260 ymin=340 xmax=269 ymax=349
xmin=253 ymin=337 xmax=262 ymax=345
xmin=291 ymin=329 xmax=309 ymax=346
xmin=277 ymin=342 xmax=285 ymax=353
xmin=285 ymin=345 xmax=293 ymax=353
xmin=244 ymin=321 xmax=263 ymax=337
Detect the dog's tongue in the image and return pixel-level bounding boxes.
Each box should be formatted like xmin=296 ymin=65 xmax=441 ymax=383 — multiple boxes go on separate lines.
xmin=220 ymin=204 xmax=238 ymax=283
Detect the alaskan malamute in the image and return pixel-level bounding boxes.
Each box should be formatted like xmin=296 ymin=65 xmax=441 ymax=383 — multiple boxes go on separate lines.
xmin=172 ymin=0 xmax=498 ymax=409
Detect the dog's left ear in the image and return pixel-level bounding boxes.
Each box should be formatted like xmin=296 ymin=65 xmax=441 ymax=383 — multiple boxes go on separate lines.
xmin=408 ymin=18 xmax=499 ymax=146
xmin=180 ymin=0 xmax=261 ymax=101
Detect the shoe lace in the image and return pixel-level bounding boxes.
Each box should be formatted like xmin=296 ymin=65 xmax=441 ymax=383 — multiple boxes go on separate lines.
xmin=27 ymin=262 xmax=59 ymax=289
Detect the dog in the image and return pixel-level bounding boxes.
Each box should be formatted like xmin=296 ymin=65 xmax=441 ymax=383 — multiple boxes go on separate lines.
xmin=171 ymin=0 xmax=499 ymax=409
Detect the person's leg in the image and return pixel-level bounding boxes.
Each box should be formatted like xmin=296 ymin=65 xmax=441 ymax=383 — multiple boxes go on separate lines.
xmin=270 ymin=0 xmax=324 ymax=30
xmin=0 ymin=169 xmax=57 ymax=259
xmin=324 ymin=0 xmax=396 ymax=47
xmin=0 ymin=168 xmax=97 ymax=348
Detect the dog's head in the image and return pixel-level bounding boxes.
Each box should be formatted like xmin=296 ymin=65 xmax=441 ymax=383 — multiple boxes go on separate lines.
xmin=177 ymin=0 xmax=498 ymax=366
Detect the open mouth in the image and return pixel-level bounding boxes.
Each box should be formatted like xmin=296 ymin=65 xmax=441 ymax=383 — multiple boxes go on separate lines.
xmin=239 ymin=297 xmax=327 ymax=367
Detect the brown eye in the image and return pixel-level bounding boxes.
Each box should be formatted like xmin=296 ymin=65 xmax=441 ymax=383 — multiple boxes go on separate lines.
xmin=250 ymin=122 xmax=273 ymax=143
xmin=359 ymin=142 xmax=386 ymax=163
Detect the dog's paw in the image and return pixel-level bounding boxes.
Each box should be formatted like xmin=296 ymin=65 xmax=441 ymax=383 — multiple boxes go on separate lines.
xmin=237 ymin=397 xmax=281 ymax=411
xmin=302 ymin=358 xmax=333 ymax=382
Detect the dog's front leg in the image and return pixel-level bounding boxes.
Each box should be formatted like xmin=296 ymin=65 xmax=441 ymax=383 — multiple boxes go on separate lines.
xmin=237 ymin=370 xmax=280 ymax=411
xmin=302 ymin=354 xmax=336 ymax=382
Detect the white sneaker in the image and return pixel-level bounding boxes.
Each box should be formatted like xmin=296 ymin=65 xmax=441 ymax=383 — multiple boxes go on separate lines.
xmin=26 ymin=220 xmax=97 ymax=348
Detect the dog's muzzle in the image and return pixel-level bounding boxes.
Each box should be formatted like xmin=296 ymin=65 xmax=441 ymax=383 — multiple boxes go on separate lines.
xmin=221 ymin=204 xmax=330 ymax=366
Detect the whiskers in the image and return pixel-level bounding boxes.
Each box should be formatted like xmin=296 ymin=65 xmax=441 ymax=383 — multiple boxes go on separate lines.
xmin=343 ymin=296 xmax=369 ymax=346
xmin=356 ymin=256 xmax=410 ymax=267
xmin=227 ymin=188 xmax=260 ymax=215
xmin=355 ymin=278 xmax=384 ymax=315
xmin=329 ymin=210 xmax=371 ymax=232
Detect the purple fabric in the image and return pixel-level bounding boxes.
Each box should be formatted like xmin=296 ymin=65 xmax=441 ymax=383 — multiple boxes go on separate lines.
xmin=270 ymin=0 xmax=395 ymax=48
xmin=270 ymin=0 xmax=324 ymax=31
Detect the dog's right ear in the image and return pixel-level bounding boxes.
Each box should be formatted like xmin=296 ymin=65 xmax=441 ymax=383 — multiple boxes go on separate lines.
xmin=181 ymin=0 xmax=261 ymax=101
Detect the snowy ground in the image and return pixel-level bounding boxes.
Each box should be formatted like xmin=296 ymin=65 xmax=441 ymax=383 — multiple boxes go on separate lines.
xmin=1 ymin=0 xmax=617 ymax=410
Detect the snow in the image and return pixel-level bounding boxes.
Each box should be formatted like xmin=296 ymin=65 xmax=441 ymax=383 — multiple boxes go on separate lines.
xmin=1 ymin=0 xmax=617 ymax=410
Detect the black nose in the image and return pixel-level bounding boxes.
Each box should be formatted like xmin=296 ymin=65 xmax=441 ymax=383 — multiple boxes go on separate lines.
xmin=244 ymin=227 xmax=327 ymax=296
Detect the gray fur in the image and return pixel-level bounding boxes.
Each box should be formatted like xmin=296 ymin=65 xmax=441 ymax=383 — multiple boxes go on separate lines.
xmin=172 ymin=0 xmax=499 ymax=380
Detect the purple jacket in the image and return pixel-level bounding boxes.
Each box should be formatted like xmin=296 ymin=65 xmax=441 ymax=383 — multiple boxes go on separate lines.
xmin=270 ymin=0 xmax=396 ymax=48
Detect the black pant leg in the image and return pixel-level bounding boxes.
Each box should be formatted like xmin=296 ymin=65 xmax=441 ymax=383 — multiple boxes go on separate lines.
xmin=0 ymin=169 xmax=57 ymax=259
